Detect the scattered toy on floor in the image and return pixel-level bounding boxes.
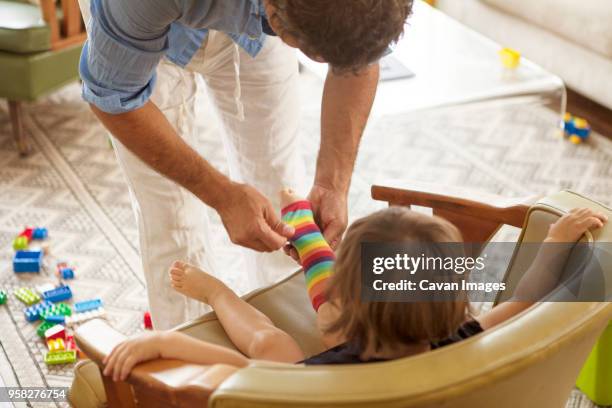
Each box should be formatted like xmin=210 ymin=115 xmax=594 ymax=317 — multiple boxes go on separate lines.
xmin=144 ymin=311 xmax=153 ymax=330
xmin=45 ymin=324 xmax=66 ymax=341
xmin=74 ymin=299 xmax=102 ymax=313
xmin=0 ymin=290 xmax=7 ymax=305
xmin=13 ymin=250 xmax=43 ymax=273
xmin=44 ymin=350 xmax=76 ymax=365
xmin=14 ymin=288 xmax=41 ymax=305
xmin=43 ymin=285 xmax=72 ymax=302
xmin=65 ymin=308 xmax=107 ymax=327
xmin=47 ymin=338 xmax=65 ymax=352
xmin=37 ymin=321 xmax=57 ymax=338
xmin=563 ymin=113 xmax=591 ymax=144
xmin=24 ymin=300 xmax=54 ymax=322
xmin=499 ymin=47 xmax=521 ymax=69
xmin=13 ymin=236 xmax=28 ymax=250
xmin=55 ymin=262 xmax=76 ymax=280
xmin=41 ymin=303 xmax=72 ymax=323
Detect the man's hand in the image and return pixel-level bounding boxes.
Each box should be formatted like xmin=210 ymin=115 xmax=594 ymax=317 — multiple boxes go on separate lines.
xmin=284 ymin=184 xmax=348 ymax=262
xmin=308 ymin=184 xmax=348 ymax=249
xmin=218 ymin=183 xmax=295 ymax=252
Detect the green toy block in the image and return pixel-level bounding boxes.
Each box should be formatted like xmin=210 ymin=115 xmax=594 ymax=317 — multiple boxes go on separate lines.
xmin=14 ymin=288 xmax=41 ymax=306
xmin=13 ymin=236 xmax=28 ymax=250
xmin=41 ymin=303 xmax=72 ymax=320
xmin=576 ymin=322 xmax=612 ymax=405
xmin=0 ymin=290 xmax=7 ymax=305
xmin=36 ymin=321 xmax=56 ymax=338
xmin=44 ymin=350 xmax=76 ymax=365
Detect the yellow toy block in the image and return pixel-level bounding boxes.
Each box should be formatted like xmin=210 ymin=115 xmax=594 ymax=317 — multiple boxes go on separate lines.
xmin=499 ymin=47 xmax=521 ymax=69
xmin=47 ymin=338 xmax=65 ymax=352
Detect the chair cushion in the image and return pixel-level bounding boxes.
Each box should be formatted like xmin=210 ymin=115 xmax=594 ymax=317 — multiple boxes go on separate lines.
xmin=481 ymin=0 xmax=612 ymax=59
xmin=0 ymin=0 xmax=50 ymax=53
xmin=0 ymin=43 xmax=82 ymax=101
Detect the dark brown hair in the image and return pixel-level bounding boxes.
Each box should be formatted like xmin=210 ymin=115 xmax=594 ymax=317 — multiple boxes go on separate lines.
xmin=325 ymin=207 xmax=469 ymax=353
xmin=268 ymin=0 xmax=413 ymax=73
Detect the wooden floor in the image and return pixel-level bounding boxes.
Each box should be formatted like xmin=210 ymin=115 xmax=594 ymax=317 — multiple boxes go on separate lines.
xmin=567 ymin=88 xmax=612 ymax=139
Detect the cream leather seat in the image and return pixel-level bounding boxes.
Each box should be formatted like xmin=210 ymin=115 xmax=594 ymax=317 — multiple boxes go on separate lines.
xmin=68 ymin=190 xmax=612 ymax=408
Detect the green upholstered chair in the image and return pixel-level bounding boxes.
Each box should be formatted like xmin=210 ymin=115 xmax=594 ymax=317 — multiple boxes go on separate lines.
xmin=0 ymin=0 xmax=85 ymax=155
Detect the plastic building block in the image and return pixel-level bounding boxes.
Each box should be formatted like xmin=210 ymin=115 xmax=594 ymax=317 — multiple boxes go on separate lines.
xmin=41 ymin=303 xmax=72 ymax=323
xmin=45 ymin=324 xmax=66 ymax=341
xmin=47 ymin=338 xmax=65 ymax=352
xmin=35 ymin=283 xmax=55 ymax=295
xmin=37 ymin=321 xmax=56 ymax=338
xmin=564 ymin=113 xmax=591 ymax=144
xmin=14 ymin=288 xmax=41 ymax=305
xmin=65 ymin=335 xmax=76 ymax=350
xmin=24 ymin=300 xmax=54 ymax=322
xmin=59 ymin=268 xmax=75 ymax=279
xmin=13 ymin=236 xmax=28 ymax=250
xmin=65 ymin=308 xmax=106 ymax=327
xmin=0 ymin=290 xmax=7 ymax=305
xmin=44 ymin=350 xmax=76 ymax=365
xmin=74 ymin=299 xmax=102 ymax=313
xmin=499 ymin=47 xmax=521 ymax=69
xmin=43 ymin=285 xmax=72 ymax=302
xmin=144 ymin=311 xmax=152 ymax=330
xmin=19 ymin=228 xmax=33 ymax=242
xmin=32 ymin=227 xmax=48 ymax=240
xmin=13 ymin=250 xmax=43 ymax=273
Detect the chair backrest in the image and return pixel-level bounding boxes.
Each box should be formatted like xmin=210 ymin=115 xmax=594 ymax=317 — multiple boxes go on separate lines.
xmin=39 ymin=0 xmax=85 ymax=50
xmin=208 ymin=191 xmax=612 ymax=408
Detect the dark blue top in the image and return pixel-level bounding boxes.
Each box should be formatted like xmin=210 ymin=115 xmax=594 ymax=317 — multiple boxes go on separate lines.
xmin=303 ymin=320 xmax=483 ymax=365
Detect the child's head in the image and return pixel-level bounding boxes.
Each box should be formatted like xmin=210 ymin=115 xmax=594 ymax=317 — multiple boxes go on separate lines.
xmin=326 ymin=207 xmax=468 ymax=352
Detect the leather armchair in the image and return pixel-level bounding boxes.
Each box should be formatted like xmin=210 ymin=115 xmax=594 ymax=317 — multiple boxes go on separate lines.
xmin=0 ymin=0 xmax=86 ymax=155
xmin=69 ymin=187 xmax=612 ymax=407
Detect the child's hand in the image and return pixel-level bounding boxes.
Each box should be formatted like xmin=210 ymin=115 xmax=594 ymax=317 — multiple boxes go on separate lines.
xmin=546 ymin=208 xmax=607 ymax=243
xmin=103 ymin=331 xmax=164 ymax=382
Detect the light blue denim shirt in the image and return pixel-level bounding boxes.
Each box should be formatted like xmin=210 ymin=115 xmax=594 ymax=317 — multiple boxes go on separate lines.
xmin=79 ymin=0 xmax=268 ymax=114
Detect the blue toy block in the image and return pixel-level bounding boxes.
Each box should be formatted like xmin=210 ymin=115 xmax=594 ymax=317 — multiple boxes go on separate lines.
xmin=43 ymin=285 xmax=72 ymax=302
xmin=74 ymin=299 xmax=103 ymax=313
xmin=45 ymin=315 xmax=66 ymax=324
xmin=59 ymin=268 xmax=75 ymax=279
xmin=32 ymin=228 xmax=48 ymax=240
xmin=13 ymin=250 xmax=43 ymax=273
xmin=24 ymin=300 xmax=54 ymax=322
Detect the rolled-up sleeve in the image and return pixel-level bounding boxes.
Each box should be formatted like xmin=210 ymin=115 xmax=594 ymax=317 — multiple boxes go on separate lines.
xmin=79 ymin=0 xmax=179 ymax=114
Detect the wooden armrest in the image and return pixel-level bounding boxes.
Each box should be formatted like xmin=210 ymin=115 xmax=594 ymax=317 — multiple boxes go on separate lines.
xmin=75 ymin=319 xmax=236 ymax=407
xmin=371 ymin=181 xmax=533 ymax=246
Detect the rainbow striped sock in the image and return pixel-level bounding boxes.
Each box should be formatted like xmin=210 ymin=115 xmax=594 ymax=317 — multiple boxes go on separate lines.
xmin=282 ymin=200 xmax=335 ymax=312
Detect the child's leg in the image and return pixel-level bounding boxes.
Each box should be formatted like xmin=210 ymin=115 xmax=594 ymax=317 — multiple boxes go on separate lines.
xmin=280 ymin=188 xmax=334 ymax=312
xmin=170 ymin=262 xmax=304 ymax=363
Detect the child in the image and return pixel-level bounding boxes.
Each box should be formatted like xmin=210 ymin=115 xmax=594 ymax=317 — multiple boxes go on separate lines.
xmin=102 ymin=189 xmax=607 ymax=381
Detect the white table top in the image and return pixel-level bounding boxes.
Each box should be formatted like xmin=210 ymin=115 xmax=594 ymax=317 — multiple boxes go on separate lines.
xmin=298 ymin=0 xmax=565 ymax=117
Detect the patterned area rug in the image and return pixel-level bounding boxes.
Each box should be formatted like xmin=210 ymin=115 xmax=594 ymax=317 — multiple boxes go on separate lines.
xmin=0 ymin=72 xmax=611 ymax=407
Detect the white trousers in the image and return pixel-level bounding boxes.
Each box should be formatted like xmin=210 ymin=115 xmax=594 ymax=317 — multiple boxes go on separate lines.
xmin=112 ymin=32 xmax=305 ymax=329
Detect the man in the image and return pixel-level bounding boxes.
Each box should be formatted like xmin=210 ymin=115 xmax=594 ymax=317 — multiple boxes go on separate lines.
xmin=79 ymin=0 xmax=413 ymax=329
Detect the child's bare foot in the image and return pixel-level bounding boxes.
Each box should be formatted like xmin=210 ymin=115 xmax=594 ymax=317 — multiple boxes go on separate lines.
xmin=280 ymin=188 xmax=304 ymax=208
xmin=169 ymin=261 xmax=225 ymax=305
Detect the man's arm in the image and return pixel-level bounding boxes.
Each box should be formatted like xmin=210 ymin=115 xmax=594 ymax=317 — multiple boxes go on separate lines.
xmin=309 ymin=63 xmax=380 ymax=248
xmin=92 ymin=103 xmax=293 ymax=252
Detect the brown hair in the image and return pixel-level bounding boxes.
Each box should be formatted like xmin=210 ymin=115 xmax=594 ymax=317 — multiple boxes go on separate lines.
xmin=326 ymin=207 xmax=469 ymax=353
xmin=267 ymin=0 xmax=413 ymax=73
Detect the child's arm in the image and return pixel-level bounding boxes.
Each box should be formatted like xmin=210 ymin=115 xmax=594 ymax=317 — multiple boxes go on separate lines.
xmin=103 ymin=331 xmax=249 ymax=382
xmin=476 ymin=208 xmax=607 ymax=330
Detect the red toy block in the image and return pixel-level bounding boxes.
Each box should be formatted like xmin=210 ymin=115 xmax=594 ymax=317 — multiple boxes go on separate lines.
xmin=45 ymin=324 xmax=66 ymax=341
xmin=66 ymin=335 xmax=83 ymax=357
xmin=143 ymin=311 xmax=152 ymax=330
xmin=19 ymin=228 xmax=34 ymax=243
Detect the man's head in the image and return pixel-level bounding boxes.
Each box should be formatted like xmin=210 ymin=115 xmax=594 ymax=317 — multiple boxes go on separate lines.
xmin=263 ymin=0 xmax=414 ymax=73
